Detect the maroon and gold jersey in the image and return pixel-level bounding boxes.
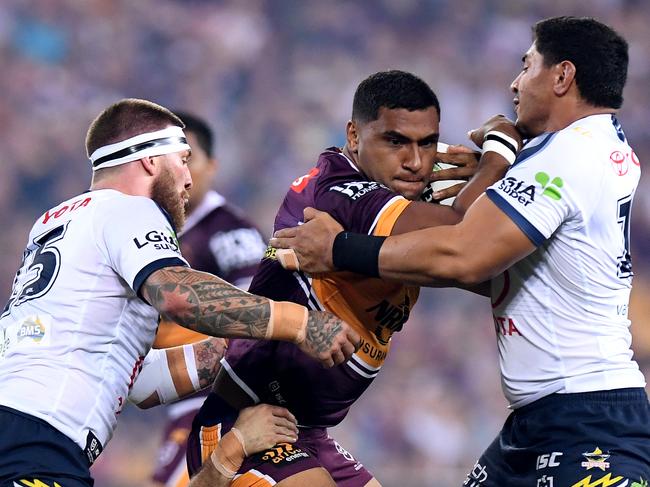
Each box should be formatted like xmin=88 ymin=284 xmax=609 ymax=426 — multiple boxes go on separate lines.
xmin=219 ymin=148 xmax=419 ymax=427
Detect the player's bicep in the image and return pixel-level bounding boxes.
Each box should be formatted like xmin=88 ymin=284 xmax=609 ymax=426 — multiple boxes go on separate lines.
xmin=141 ymin=266 xmax=199 ymax=317
xmin=454 ymin=195 xmax=537 ymax=282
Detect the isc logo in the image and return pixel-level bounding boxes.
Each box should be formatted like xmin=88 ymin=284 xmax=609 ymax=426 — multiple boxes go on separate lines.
xmin=536 ymin=452 xmax=563 ymax=469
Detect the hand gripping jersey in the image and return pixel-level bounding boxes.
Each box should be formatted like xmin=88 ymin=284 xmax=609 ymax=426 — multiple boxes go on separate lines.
xmin=486 ymin=114 xmax=645 ymax=408
xmin=0 ymin=189 xmax=188 ymax=461
xmin=213 ymin=147 xmax=419 ymax=427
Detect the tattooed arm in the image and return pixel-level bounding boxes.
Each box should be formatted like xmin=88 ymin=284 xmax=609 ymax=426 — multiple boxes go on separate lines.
xmin=142 ymin=266 xmax=360 ymax=367
xmin=129 ymin=337 xmax=227 ymax=409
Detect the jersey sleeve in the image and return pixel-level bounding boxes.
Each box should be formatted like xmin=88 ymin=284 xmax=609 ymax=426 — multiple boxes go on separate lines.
xmin=97 ymin=196 xmax=189 ymax=296
xmin=315 ymin=177 xmax=411 ymax=235
xmin=485 ymin=132 xmax=603 ymax=246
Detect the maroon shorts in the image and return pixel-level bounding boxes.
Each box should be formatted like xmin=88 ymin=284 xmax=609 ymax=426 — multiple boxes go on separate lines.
xmin=187 ymin=420 xmax=373 ymax=486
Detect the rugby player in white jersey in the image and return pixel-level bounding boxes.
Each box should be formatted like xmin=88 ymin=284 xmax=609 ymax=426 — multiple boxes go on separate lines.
xmin=272 ymin=17 xmax=650 ymax=486
xmin=0 ymin=98 xmax=358 ymax=487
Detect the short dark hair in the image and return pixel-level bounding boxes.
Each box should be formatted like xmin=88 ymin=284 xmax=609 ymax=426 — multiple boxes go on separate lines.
xmin=85 ymin=98 xmax=183 ymax=157
xmin=173 ymin=111 xmax=215 ymax=158
xmin=352 ymin=70 xmax=440 ymax=124
xmin=533 ymin=16 xmax=628 ymax=109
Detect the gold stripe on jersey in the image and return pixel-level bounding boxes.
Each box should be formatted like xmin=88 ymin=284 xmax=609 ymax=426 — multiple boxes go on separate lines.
xmin=232 ymin=470 xmax=276 ymax=487
xmin=373 ymin=198 xmax=411 ymax=236
xmin=153 ymin=320 xmax=209 ymax=348
xmin=312 ymin=197 xmax=419 ymax=370
xmin=199 ymin=424 xmax=221 ymax=464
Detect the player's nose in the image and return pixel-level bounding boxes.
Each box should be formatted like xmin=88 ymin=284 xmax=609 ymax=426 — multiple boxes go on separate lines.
xmin=185 ymin=167 xmax=193 ymax=190
xmin=404 ymin=144 xmax=423 ymax=171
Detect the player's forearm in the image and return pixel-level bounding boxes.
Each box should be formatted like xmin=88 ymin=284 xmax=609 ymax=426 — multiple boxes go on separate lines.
xmin=336 ymin=196 xmax=531 ymax=287
xmin=194 ymin=338 xmax=227 ymax=389
xmin=190 ymin=429 xmax=247 ymax=487
xmin=129 ymin=338 xmax=226 ymax=409
xmin=142 ymin=267 xmax=345 ymax=363
xmin=143 ymin=267 xmax=272 ymax=339
xmin=452 ymin=151 xmax=510 ymax=215
xmin=189 ymin=462 xmax=232 ymax=487
xmin=378 ymin=225 xmax=486 ymax=286
xmin=188 ymin=461 xmax=233 ymax=487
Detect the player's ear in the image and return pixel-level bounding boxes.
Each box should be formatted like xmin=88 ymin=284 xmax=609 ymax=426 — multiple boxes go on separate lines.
xmin=553 ymin=60 xmax=576 ymax=97
xmin=139 ymin=156 xmax=157 ymax=176
xmin=346 ymin=120 xmax=359 ymax=153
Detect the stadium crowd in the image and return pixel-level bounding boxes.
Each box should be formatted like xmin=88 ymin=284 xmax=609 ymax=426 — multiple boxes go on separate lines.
xmin=1 ymin=0 xmax=649 ymax=485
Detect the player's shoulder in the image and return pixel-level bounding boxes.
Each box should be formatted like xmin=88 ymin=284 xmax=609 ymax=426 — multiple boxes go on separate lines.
xmin=314 ymin=147 xmax=362 ymax=183
xmin=314 ymin=147 xmax=393 ymax=199
xmin=554 ymin=114 xmax=625 ymax=155
xmin=91 ymin=189 xmax=158 ymax=209
xmin=515 ymin=116 xmax=613 ymax=175
xmin=90 ymin=190 xmax=169 ymax=229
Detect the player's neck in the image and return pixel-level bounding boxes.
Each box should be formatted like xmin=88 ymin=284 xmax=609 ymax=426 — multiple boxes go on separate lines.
xmin=342 ymin=145 xmax=360 ymax=168
xmin=90 ymin=177 xmax=150 ymax=198
xmin=545 ymin=99 xmax=616 ymax=133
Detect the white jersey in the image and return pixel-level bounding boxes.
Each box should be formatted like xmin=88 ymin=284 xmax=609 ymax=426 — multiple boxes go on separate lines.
xmin=486 ymin=114 xmax=645 ymax=409
xmin=0 ymin=189 xmax=188 ymax=462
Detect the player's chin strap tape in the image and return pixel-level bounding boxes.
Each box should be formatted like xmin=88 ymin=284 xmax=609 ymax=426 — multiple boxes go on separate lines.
xmin=332 ymin=232 xmax=386 ymax=278
xmin=482 ymin=130 xmax=520 ymax=165
xmin=89 ymin=126 xmax=190 ymax=170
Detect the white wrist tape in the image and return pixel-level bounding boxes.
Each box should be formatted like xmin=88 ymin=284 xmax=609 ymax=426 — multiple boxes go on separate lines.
xmin=184 ymin=342 xmax=200 ymax=391
xmin=128 ymin=344 xmax=201 ymax=406
xmin=128 ymin=348 xmax=175 ymax=405
xmin=482 ymin=130 xmax=519 ymax=165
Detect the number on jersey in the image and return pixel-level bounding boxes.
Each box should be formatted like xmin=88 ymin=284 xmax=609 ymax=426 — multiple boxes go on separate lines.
xmin=616 ymin=194 xmax=633 ymax=279
xmin=2 ymin=223 xmax=69 ymax=317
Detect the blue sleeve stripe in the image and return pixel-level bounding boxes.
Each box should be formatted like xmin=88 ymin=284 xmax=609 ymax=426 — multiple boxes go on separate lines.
xmin=486 ymin=189 xmax=546 ymax=247
xmin=511 ymin=132 xmax=557 ymax=168
xmin=133 ymin=257 xmax=188 ymax=303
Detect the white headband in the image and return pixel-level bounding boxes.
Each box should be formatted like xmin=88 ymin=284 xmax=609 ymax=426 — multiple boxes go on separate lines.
xmin=89 ymin=126 xmax=190 ymax=170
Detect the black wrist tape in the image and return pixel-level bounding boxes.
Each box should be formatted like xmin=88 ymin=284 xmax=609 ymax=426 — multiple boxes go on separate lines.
xmin=332 ymin=232 xmax=386 ymax=278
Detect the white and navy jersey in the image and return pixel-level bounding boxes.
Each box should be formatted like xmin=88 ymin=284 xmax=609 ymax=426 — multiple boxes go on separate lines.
xmin=486 ymin=114 xmax=645 ymax=408
xmin=0 ymin=189 xmax=188 ymax=460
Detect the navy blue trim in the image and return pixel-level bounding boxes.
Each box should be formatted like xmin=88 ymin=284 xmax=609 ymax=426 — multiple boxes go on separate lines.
xmin=133 ymin=256 xmax=188 ymax=303
xmin=611 ymin=114 xmax=626 ymax=142
xmin=486 ymin=189 xmax=545 ymax=247
xmin=153 ymin=201 xmax=178 ymax=233
xmin=511 ymin=133 xmax=557 ymax=168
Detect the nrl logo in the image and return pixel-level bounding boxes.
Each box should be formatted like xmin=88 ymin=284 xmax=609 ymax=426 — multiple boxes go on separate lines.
xmin=580 ymin=447 xmax=610 ymax=471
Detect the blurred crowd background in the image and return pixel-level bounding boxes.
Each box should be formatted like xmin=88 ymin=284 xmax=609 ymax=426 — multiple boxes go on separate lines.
xmin=1 ymin=1 xmax=649 ymax=486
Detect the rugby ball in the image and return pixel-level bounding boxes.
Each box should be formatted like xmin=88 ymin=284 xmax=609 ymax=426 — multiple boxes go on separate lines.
xmin=421 ymin=142 xmax=464 ymax=205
